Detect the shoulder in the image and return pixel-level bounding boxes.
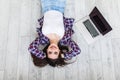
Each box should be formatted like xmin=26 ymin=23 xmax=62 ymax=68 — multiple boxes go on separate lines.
xmin=63 ymin=17 xmax=75 ymax=25
xmin=38 ymin=16 xmax=75 ymax=26
xmin=63 ymin=16 xmax=75 ymax=30
xmin=38 ymin=16 xmax=44 ymax=26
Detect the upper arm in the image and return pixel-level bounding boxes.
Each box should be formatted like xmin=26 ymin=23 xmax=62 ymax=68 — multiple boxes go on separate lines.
xmin=28 ymin=37 xmax=46 ymax=59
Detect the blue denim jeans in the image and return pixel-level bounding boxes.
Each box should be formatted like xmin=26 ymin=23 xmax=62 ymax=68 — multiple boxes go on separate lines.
xmin=41 ymin=0 xmax=66 ymax=14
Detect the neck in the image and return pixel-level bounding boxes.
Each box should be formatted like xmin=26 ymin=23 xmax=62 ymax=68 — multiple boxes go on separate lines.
xmin=50 ymin=39 xmax=59 ymax=45
xmin=46 ymin=33 xmax=60 ymax=45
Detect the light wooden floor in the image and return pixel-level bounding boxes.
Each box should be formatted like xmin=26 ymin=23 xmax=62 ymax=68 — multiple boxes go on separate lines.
xmin=0 ymin=0 xmax=120 ymax=80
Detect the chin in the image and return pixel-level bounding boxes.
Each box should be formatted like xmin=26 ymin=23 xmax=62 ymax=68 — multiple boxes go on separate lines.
xmin=49 ymin=44 xmax=58 ymax=49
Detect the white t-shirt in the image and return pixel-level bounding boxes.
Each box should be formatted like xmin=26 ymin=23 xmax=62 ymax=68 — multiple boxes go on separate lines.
xmin=42 ymin=10 xmax=65 ymax=39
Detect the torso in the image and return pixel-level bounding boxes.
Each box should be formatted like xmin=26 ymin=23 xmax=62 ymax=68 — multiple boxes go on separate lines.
xmin=42 ymin=10 xmax=65 ymax=39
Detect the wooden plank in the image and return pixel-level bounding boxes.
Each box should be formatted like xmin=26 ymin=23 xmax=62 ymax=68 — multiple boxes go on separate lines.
xmin=107 ymin=0 xmax=120 ymax=39
xmin=29 ymin=35 xmax=46 ymax=80
xmin=84 ymin=0 xmax=96 ymax=14
xmin=41 ymin=66 xmax=54 ymax=80
xmin=16 ymin=37 xmax=29 ymax=80
xmin=64 ymin=61 xmax=79 ymax=80
xmin=111 ymin=38 xmax=120 ymax=80
xmin=74 ymin=20 xmax=91 ymax=80
xmin=30 ymin=0 xmax=41 ymax=36
xmin=100 ymin=35 xmax=116 ymax=80
xmin=77 ymin=48 xmax=90 ymax=80
xmin=19 ymin=0 xmax=32 ymax=37
xmin=76 ymin=44 xmax=90 ymax=80
xmin=103 ymin=0 xmax=120 ymax=27
xmin=64 ymin=64 xmax=74 ymax=80
xmin=0 ymin=71 xmax=4 ymax=80
xmin=88 ymin=41 xmax=103 ymax=80
xmin=88 ymin=41 xmax=101 ymax=60
xmin=16 ymin=0 xmax=32 ymax=78
xmin=74 ymin=0 xmax=87 ymax=21
xmin=64 ymin=1 xmax=79 ymax=80
xmin=64 ymin=0 xmax=75 ymax=18
xmin=36 ymin=68 xmax=42 ymax=80
xmin=117 ymin=0 xmax=120 ymax=17
xmin=4 ymin=0 xmax=21 ymax=80
xmin=28 ymin=0 xmax=42 ymax=80
xmin=28 ymin=35 xmax=38 ymax=80
xmin=28 ymin=57 xmax=38 ymax=80
xmin=89 ymin=60 xmax=103 ymax=80
xmin=54 ymin=67 xmax=65 ymax=80
xmin=0 ymin=0 xmax=10 ymax=71
xmin=17 ymin=0 xmax=32 ymax=78
xmin=28 ymin=37 xmax=42 ymax=80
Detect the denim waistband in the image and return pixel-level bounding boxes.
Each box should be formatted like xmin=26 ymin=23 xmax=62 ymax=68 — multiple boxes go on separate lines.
xmin=41 ymin=0 xmax=66 ymax=14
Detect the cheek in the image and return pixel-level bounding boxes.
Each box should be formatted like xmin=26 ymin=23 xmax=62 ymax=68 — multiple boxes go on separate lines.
xmin=47 ymin=47 xmax=51 ymax=51
xmin=57 ymin=49 xmax=60 ymax=52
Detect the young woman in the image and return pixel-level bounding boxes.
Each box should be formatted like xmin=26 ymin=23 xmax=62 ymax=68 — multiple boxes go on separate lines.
xmin=28 ymin=0 xmax=81 ymax=67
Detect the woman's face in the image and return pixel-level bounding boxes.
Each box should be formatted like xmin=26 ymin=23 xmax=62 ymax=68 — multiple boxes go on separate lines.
xmin=47 ymin=43 xmax=60 ymax=59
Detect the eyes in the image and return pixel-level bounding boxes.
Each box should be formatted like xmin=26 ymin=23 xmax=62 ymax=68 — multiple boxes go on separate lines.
xmin=48 ymin=51 xmax=59 ymax=55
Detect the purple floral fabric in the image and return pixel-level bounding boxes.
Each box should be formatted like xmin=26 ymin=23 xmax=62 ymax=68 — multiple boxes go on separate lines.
xmin=28 ymin=16 xmax=81 ymax=60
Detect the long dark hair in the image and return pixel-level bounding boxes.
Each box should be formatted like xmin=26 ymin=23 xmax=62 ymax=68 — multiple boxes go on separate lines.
xmin=31 ymin=42 xmax=72 ymax=67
